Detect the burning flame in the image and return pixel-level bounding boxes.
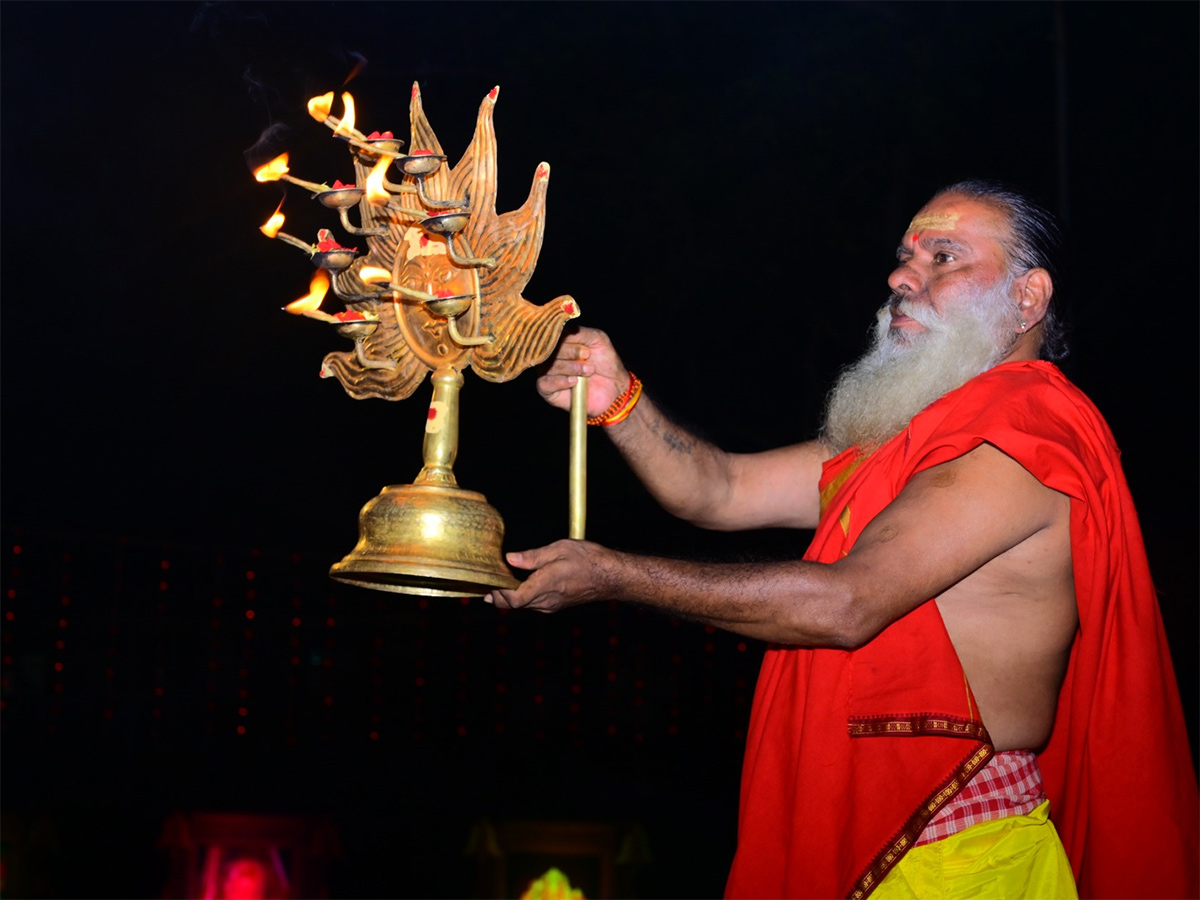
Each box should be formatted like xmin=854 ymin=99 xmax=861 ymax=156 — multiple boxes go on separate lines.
xmin=308 ymin=92 xmax=334 ymax=122
xmin=365 ymin=156 xmax=391 ymax=206
xmin=254 ymin=154 xmax=289 ymax=183
xmin=260 ymin=202 xmax=285 ymax=238
xmin=358 ymin=266 xmax=392 ymax=285
xmin=332 ymin=92 xmax=357 ymax=137
xmin=284 ymin=270 xmax=331 ymax=315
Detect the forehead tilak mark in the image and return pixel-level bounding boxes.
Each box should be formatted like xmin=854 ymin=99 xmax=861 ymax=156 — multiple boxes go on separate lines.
xmin=908 ymin=212 xmax=960 ymax=232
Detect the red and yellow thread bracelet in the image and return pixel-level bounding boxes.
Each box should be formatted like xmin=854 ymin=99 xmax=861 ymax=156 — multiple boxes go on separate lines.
xmin=587 ymin=371 xmax=643 ymax=426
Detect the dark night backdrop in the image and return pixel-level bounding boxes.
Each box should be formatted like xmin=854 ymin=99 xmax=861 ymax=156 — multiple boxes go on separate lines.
xmin=1 ymin=2 xmax=1196 ymax=898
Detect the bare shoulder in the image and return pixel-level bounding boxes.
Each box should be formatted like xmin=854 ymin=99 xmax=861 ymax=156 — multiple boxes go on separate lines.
xmin=845 ymin=442 xmax=1069 ymax=599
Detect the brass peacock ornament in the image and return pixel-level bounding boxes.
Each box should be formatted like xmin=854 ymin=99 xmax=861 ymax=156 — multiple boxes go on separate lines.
xmin=253 ymin=82 xmax=583 ymax=597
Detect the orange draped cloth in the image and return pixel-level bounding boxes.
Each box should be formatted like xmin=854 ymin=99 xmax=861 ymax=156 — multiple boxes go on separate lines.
xmin=724 ymin=361 xmax=1198 ymax=899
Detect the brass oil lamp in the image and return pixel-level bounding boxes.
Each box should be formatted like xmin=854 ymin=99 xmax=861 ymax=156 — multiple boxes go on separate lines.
xmin=254 ymin=83 xmax=587 ymax=597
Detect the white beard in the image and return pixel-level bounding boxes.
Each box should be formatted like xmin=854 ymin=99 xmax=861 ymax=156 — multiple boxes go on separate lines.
xmin=822 ymin=278 xmax=1022 ymax=453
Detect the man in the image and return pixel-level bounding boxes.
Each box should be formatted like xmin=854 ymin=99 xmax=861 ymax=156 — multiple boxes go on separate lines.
xmin=485 ymin=182 xmax=1198 ymax=899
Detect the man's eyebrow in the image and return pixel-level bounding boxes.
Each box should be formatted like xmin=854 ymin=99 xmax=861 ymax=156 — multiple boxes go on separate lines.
xmin=896 ymin=235 xmax=972 ymax=259
xmin=923 ymin=236 xmax=970 ymax=253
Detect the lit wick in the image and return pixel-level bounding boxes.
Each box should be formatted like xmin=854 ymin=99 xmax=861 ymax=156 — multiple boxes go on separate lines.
xmin=260 ymin=206 xmax=316 ymax=255
xmin=365 ymin=157 xmax=424 ymax=215
xmin=253 ymin=153 xmax=330 ymax=195
xmin=283 ymin=271 xmax=340 ymax=323
xmin=307 ymin=91 xmax=371 ymax=144
xmin=358 ymin=265 xmax=438 ymax=302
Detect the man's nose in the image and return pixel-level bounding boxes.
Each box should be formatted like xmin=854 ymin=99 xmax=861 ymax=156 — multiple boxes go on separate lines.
xmin=888 ymin=263 xmax=922 ymax=294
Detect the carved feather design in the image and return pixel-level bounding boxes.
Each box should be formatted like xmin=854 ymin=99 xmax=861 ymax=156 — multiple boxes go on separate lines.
xmin=318 ymin=83 xmax=579 ymax=400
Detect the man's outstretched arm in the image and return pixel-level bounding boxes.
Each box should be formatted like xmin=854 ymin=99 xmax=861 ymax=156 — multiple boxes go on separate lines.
xmin=541 ymin=327 xmax=831 ymax=531
xmin=486 ymin=443 xmax=1069 ymax=648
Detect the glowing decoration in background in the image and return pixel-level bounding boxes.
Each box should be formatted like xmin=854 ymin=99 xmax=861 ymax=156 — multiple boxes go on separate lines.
xmin=159 ymin=811 xmax=339 ymax=900
xmin=520 ymin=867 xmax=584 ymax=900
xmin=214 ymin=857 xmax=272 ymax=900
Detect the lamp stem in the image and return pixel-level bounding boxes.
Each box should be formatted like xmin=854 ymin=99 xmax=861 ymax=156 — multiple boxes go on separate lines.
xmin=415 ymin=367 xmax=462 ymax=487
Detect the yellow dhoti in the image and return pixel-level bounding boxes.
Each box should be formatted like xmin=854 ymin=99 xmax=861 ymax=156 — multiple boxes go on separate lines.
xmin=873 ymin=801 xmax=1077 ymax=900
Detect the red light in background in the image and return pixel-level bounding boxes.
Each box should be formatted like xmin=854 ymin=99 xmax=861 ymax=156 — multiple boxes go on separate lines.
xmin=222 ymin=858 xmax=268 ymax=900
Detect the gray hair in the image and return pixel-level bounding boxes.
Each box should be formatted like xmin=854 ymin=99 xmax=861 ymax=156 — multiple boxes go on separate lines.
xmin=931 ymin=180 xmax=1068 ymax=362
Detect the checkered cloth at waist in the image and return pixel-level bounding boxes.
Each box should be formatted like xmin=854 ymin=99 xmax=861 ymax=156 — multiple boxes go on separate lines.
xmin=915 ymin=749 xmax=1046 ymax=846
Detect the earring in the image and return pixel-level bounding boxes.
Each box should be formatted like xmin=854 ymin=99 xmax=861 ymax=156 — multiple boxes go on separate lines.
xmin=1019 ymin=321 xmax=1028 ymax=332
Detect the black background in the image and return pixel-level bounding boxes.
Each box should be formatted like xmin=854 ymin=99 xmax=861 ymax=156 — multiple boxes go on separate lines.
xmin=1 ymin=3 xmax=1196 ymax=898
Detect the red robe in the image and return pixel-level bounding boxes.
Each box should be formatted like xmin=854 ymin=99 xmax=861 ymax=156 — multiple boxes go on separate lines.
xmin=724 ymin=361 xmax=1198 ymax=899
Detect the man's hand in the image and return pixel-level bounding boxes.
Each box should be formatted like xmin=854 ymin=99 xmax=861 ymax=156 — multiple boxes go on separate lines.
xmin=538 ymin=327 xmax=630 ymax=417
xmin=484 ymin=540 xmax=615 ymax=612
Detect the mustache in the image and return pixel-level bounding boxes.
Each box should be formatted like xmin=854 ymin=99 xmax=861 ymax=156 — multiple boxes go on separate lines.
xmin=883 ymin=293 xmax=944 ymax=330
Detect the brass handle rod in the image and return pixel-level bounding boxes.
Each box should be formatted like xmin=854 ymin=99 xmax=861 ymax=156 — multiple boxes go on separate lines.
xmin=568 ymin=376 xmax=588 ymax=539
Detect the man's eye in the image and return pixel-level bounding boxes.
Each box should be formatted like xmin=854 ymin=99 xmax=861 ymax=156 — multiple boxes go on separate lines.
xmin=933 ymin=251 xmax=956 ymax=263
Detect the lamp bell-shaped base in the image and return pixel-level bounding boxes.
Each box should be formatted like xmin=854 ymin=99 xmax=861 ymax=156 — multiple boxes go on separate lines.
xmin=330 ymin=483 xmax=519 ymax=597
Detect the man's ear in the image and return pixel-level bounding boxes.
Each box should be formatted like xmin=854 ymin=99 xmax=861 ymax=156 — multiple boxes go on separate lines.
xmin=1014 ymin=267 xmax=1053 ymax=328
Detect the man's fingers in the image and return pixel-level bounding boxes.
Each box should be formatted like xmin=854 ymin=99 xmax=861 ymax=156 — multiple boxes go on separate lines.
xmin=506 ymin=540 xmax=578 ymax=572
xmin=505 ymin=548 xmax=544 ymax=571
xmin=542 ymin=357 xmax=595 ymax=378
xmin=486 ymin=588 xmax=524 ymax=609
xmin=537 ymin=373 xmax=581 ymax=397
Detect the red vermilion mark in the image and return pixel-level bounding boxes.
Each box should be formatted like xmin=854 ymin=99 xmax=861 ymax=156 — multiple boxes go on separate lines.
xmin=317 ymin=237 xmax=357 ymax=253
xmin=419 ymin=235 xmax=429 ymax=247
xmin=537 ymin=163 xmax=548 ymax=180
xmin=488 ymin=87 xmax=498 ymax=100
xmin=562 ymin=300 xmax=575 ymax=315
xmin=912 ymin=233 xmax=919 ymax=242
xmin=427 ymin=408 xmax=438 ymax=421
xmin=411 ymin=85 xmax=419 ymax=99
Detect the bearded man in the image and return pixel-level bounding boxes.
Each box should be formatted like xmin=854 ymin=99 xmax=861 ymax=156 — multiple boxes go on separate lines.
xmin=485 ymin=182 xmax=1199 ymax=899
